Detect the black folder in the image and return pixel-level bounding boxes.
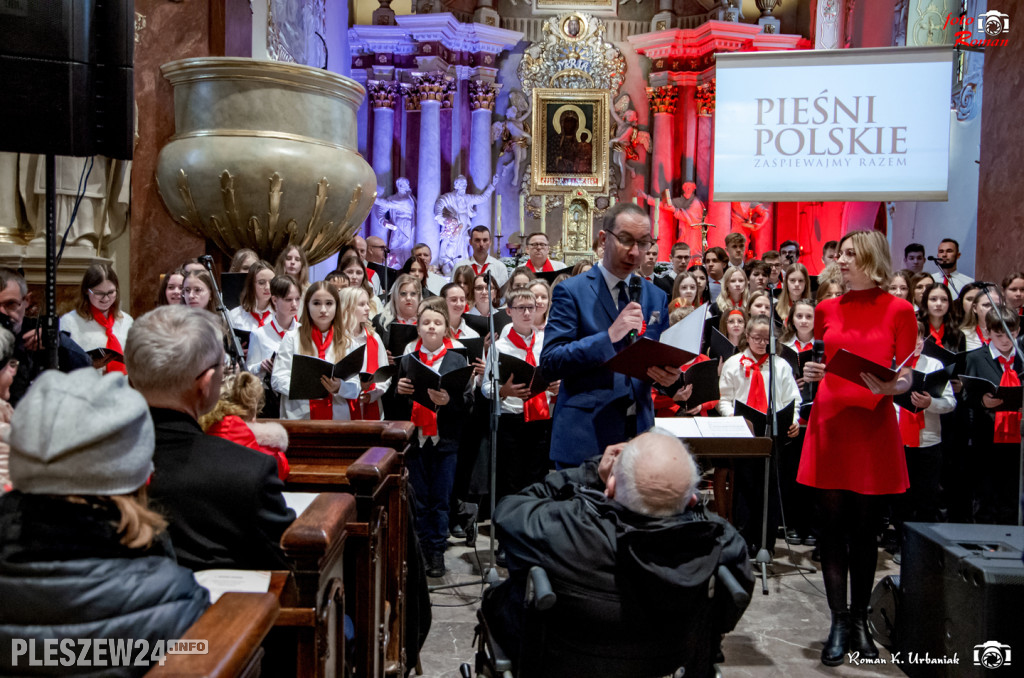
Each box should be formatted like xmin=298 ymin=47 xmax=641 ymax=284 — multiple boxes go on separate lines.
xmin=463 ymin=312 xmax=510 ymax=338
xmin=893 ymin=368 xmax=951 ymax=413
xmin=734 ymin=400 xmax=795 ymax=437
xmin=87 ymin=347 xmax=123 ymax=369
xmin=498 ymin=353 xmax=550 ymax=398
xmin=232 ymin=328 xmax=251 ymax=354
xmin=450 ymin=337 xmax=485 ymax=364
xmin=221 ymin=272 xmax=246 ymax=310
xmin=679 ymin=359 xmax=720 ymax=409
xmin=707 ymin=328 xmax=739 ymax=361
xmin=777 ymin=344 xmax=815 ymax=377
xmin=825 ymin=349 xmax=899 ymax=388
xmin=529 ymin=268 xmax=567 ymax=286
xmin=359 ymin=365 xmax=397 ymax=385
xmin=288 ymin=346 xmax=365 ymax=400
xmin=604 ymin=338 xmax=697 ymax=383
xmin=386 ymin=323 xmax=420 ymax=357
xmin=921 ymin=339 xmax=968 ymax=377
xmin=406 ymin=357 xmax=475 ymax=410
xmin=959 ymin=374 xmax=1024 ymax=412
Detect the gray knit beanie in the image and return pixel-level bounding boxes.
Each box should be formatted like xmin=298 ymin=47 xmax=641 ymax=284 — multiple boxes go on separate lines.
xmin=9 ymin=368 xmax=154 ymax=495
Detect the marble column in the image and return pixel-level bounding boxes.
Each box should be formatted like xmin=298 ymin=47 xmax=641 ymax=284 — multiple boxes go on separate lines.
xmin=468 ymin=80 xmax=497 ymax=228
xmin=417 ymin=100 xmax=441 ymax=260
xmin=369 ymin=81 xmax=398 ymax=240
xmin=680 ymin=86 xmax=698 ymax=183
xmin=647 ymin=85 xmax=678 ymax=259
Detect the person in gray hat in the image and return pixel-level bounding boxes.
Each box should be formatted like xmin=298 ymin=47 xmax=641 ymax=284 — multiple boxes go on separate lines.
xmin=0 ymin=368 xmax=209 ymax=676
xmin=125 ymin=305 xmax=294 ymax=570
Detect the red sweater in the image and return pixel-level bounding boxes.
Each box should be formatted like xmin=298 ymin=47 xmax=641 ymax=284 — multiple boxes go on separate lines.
xmin=206 ymin=415 xmax=290 ymax=481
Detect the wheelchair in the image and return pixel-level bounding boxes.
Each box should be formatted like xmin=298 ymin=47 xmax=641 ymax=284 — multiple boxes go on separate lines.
xmin=461 ymin=564 xmax=750 ymax=678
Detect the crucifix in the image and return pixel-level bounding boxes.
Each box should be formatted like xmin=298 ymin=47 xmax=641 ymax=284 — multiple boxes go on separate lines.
xmin=695 ymin=208 xmax=715 ymax=257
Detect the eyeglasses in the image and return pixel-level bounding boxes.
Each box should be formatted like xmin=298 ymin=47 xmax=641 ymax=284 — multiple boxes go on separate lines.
xmin=747 ymin=335 xmax=769 ymax=344
xmin=510 ymin=305 xmax=536 ymax=312
xmin=527 ymin=242 xmax=549 ymax=250
xmin=606 ymin=230 xmax=656 ymax=252
xmin=0 ymin=299 xmax=24 ymax=313
xmin=89 ymin=289 xmax=117 ymax=301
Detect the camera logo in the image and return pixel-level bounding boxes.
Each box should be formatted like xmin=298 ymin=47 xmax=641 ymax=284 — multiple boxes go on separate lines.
xmin=974 ymin=641 xmax=1011 ymax=669
xmin=977 ymin=10 xmax=1010 ymax=37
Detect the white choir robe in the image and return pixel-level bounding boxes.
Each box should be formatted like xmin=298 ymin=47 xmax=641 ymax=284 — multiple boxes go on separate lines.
xmin=453 ymin=256 xmax=509 ymax=288
xmin=716 ymin=348 xmax=802 ymax=417
xmin=271 ymin=328 xmax=361 ymax=420
xmin=59 ymin=311 xmax=133 ymax=361
xmin=481 ymin=324 xmax=553 ymax=416
xmin=246 ymin=318 xmax=297 ymax=377
xmin=349 ymin=328 xmax=391 ymax=421
xmin=891 ymin=353 xmax=955 ymax=448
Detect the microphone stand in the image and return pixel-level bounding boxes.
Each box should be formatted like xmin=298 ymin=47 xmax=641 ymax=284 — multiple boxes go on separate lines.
xmin=755 ymin=306 xmax=816 ymax=595
xmin=200 ymin=255 xmax=246 ymax=372
xmin=977 ymin=284 xmax=1024 ymax=526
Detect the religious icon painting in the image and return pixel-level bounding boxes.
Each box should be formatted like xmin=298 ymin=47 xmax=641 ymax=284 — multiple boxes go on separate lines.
xmin=531 ymin=88 xmax=610 ymax=196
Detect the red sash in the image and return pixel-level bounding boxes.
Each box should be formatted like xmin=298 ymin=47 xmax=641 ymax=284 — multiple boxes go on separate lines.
xmin=366 ymin=268 xmax=376 ymax=282
xmin=91 ymin=307 xmax=126 ymax=374
xmin=250 ymin=309 xmax=270 ymax=328
xmin=740 ymin=353 xmax=769 ymax=413
xmin=506 ymin=329 xmax=550 ymax=422
xmin=472 ymin=262 xmax=489 ymax=276
xmin=794 ymin=339 xmax=812 ymax=352
xmin=995 ymin=356 xmax=1022 ymax=444
xmin=411 ymin=338 xmax=452 ymax=436
xmin=898 ymin=355 xmax=926 ymax=447
xmin=929 ymin=323 xmax=944 ymax=346
xmin=526 ymin=259 xmax=554 ymax=273
xmin=976 ymin=325 xmax=990 ymax=346
xmin=309 ymin=328 xmax=334 ymax=420
xmin=348 ymin=328 xmax=382 ymax=421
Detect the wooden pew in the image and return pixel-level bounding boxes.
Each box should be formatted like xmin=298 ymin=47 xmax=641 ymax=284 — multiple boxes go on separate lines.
xmin=146 ymin=593 xmax=279 ymax=678
xmin=269 ymin=420 xmax=415 ymax=677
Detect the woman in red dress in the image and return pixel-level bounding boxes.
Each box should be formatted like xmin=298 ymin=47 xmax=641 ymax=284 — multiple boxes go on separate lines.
xmin=798 ymin=230 xmax=917 ymax=667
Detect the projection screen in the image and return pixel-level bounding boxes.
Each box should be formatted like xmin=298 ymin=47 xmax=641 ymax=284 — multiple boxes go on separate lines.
xmin=713 ymin=46 xmax=954 ymax=202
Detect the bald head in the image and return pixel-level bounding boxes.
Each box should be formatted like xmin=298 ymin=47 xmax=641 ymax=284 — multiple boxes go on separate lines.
xmin=365 ymin=236 xmax=386 ymax=264
xmin=353 ymin=236 xmax=367 ymax=261
xmin=608 ymin=429 xmax=698 ymax=517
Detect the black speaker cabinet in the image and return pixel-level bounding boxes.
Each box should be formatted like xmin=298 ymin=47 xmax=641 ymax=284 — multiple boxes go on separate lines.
xmin=898 ymin=523 xmax=1024 ymax=677
xmin=0 ymin=0 xmax=134 ymax=159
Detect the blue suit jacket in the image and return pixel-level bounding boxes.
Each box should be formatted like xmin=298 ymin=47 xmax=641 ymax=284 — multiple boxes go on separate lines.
xmin=539 ymin=266 xmax=670 ymax=466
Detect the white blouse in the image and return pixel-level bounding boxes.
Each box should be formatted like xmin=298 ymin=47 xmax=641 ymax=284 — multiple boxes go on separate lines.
xmin=271 ymin=329 xmax=361 ymax=420
xmin=59 ymin=310 xmax=133 ymax=360
xmin=717 ymin=348 xmax=802 ymax=418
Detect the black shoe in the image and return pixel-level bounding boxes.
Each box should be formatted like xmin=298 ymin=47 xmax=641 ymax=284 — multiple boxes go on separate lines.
xmin=785 ymin=529 xmax=801 ymax=545
xmin=495 ymin=546 xmax=507 ymax=568
xmin=821 ymin=610 xmax=850 ymax=667
xmin=426 ymin=552 xmax=446 ymax=578
xmin=803 ymin=534 xmax=817 ymax=547
xmin=449 ymin=522 xmax=467 ymax=539
xmin=849 ymin=611 xmax=878 ymax=659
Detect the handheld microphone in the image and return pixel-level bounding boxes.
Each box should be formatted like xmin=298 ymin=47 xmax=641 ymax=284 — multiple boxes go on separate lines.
xmin=625 ymin=276 xmax=643 ymax=344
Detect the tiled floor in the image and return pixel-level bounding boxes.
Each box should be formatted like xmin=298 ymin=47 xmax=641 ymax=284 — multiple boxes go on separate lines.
xmin=416 ymin=531 xmax=907 ymax=678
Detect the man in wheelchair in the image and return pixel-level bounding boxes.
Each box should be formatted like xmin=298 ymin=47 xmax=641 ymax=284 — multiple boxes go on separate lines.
xmin=478 ymin=428 xmax=754 ymax=678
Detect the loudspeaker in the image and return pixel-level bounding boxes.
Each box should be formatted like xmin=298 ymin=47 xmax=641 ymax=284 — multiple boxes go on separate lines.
xmin=898 ymin=523 xmax=1024 ymax=677
xmin=0 ymin=0 xmax=134 ymax=159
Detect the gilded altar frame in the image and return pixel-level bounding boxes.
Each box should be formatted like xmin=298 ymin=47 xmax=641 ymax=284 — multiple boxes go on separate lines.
xmin=530 ymin=88 xmax=610 ymax=197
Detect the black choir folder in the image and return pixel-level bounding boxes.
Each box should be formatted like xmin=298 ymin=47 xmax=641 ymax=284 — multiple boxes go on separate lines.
xmin=386 ymin=323 xmax=420 ymax=358
xmin=777 ymin=344 xmax=816 ymax=377
xmin=734 ymin=400 xmax=795 ymax=437
xmin=87 ymin=347 xmax=123 ymax=368
xmin=921 ymin=339 xmax=968 ymax=377
xmin=288 ymin=346 xmax=365 ymax=400
xmin=605 ymin=303 xmax=706 ymax=382
xmin=893 ymin=368 xmax=951 ymax=413
xmin=451 ymin=337 xmax=485 ymax=364
xmin=497 ymin=353 xmax=550 ymax=398
xmin=406 ymin=356 xmax=474 ymax=410
xmin=959 ymin=374 xmax=1024 ymax=412
xmin=678 ymin=359 xmax=720 ymax=409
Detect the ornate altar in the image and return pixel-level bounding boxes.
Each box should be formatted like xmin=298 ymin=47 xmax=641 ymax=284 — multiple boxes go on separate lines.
xmin=561 ymin=189 xmax=598 ymax=265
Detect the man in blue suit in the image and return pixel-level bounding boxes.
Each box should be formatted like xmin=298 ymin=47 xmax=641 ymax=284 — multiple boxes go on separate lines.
xmin=540 ymin=202 xmax=677 ymax=467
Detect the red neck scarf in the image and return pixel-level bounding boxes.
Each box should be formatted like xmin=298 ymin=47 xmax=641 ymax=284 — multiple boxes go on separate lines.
xmin=366 ymin=268 xmax=376 ymax=282
xmin=527 ymin=258 xmax=553 ymax=273
xmin=506 ymin=329 xmax=550 ymax=422
xmin=995 ymin=355 xmax=1022 ymax=444
xmin=270 ymin=318 xmax=288 ymax=339
xmin=309 ymin=327 xmax=334 ymax=420
xmin=91 ymin=307 xmax=126 ymax=374
xmin=929 ymin=323 xmax=944 ymax=345
xmin=976 ymin=325 xmax=990 ymax=346
xmin=740 ymin=352 xmax=770 ymax=413
xmin=898 ymin=355 xmax=926 ymax=447
xmin=348 ymin=329 xmax=382 ymax=421
xmin=250 ymin=309 xmax=270 ymax=328
xmin=472 ymin=261 xmax=489 ymax=276
xmin=411 ymin=338 xmax=450 ymax=436
xmin=794 ymin=339 xmax=812 ymax=352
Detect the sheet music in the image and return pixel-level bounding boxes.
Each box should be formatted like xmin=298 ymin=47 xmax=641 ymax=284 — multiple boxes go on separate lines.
xmin=660 ymin=302 xmax=708 ymax=353
xmin=654 ymin=417 xmax=702 ymax=438
xmin=283 ymin=492 xmax=317 ymax=517
xmin=694 ymin=416 xmax=754 ymax=438
xmin=193 ymin=569 xmax=272 ymax=604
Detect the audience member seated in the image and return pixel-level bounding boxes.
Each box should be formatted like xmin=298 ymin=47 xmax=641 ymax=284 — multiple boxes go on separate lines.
xmin=125 ymin=305 xmax=295 ymax=571
xmin=483 ymin=429 xmax=753 ymax=676
xmin=0 ymin=369 xmax=208 ymax=676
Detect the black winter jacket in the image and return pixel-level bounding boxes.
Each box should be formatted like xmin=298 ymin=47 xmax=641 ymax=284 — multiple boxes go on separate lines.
xmin=0 ymin=492 xmax=209 ymax=676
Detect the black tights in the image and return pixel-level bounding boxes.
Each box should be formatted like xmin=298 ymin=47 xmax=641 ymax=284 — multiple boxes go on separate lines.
xmin=816 ymin=489 xmax=885 ymax=613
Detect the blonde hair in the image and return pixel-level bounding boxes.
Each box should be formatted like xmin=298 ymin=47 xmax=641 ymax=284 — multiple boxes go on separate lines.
xmin=838 ymin=230 xmax=892 ymax=287
xmin=69 ymin=488 xmax=166 ymax=550
xmin=776 ymin=263 xmax=811 ymax=320
xmin=382 ymin=274 xmax=422 ymax=325
xmin=744 ymin=289 xmax=773 ymax=318
xmin=199 ymin=371 xmax=265 ymax=430
xmin=337 ymin=286 xmax=371 ymax=336
xmin=716 ymin=266 xmax=749 ymax=314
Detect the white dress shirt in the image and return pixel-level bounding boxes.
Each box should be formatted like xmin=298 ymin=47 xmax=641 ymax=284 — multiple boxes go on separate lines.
xmin=454 ymin=255 xmax=509 ymax=288
xmin=892 ymin=353 xmax=955 ymax=448
xmin=931 ymin=268 xmax=973 ymax=298
xmin=227 ymin=305 xmax=272 ymax=333
xmin=481 ymin=324 xmax=551 ymax=415
xmin=59 ymin=311 xmax=133 ymax=357
xmin=271 ymin=328 xmax=361 ymax=420
xmin=247 ymin=317 xmax=297 ymax=377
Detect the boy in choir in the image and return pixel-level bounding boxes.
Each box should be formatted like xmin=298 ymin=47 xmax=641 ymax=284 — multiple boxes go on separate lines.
xmin=779 ymin=240 xmax=801 ymax=266
xmin=638 ymin=243 xmax=659 ymax=281
xmin=821 ymin=240 xmax=838 ymax=268
xmin=903 ymin=243 xmax=926 ymax=274
xmin=394 ymin=299 xmax=474 ymax=577
xmin=454 ymin=226 xmax=509 ymax=289
xmin=891 ymin=321 xmax=955 ymax=562
xmin=524 ymin=232 xmax=568 ymax=273
xmin=654 ymin=242 xmax=691 ymax=295
xmin=703 ymin=246 xmax=728 ymax=301
xmin=963 ymin=307 xmax=1022 ymax=525
xmin=932 ymin=238 xmax=974 ymax=297
xmin=762 ymin=250 xmax=783 ymax=290
xmin=725 ymin=232 xmax=747 ymax=269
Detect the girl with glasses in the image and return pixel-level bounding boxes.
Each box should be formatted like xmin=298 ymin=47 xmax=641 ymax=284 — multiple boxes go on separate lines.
xmin=60 ymin=263 xmax=131 ymax=374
